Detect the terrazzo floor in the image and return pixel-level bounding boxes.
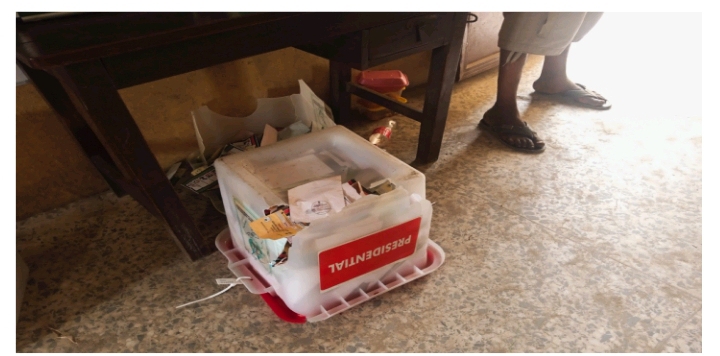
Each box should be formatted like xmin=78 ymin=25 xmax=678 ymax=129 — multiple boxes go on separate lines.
xmin=16 ymin=13 xmax=702 ymax=352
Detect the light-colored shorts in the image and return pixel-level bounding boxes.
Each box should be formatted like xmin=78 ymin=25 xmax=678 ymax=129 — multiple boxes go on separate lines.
xmin=498 ymin=12 xmax=603 ymax=63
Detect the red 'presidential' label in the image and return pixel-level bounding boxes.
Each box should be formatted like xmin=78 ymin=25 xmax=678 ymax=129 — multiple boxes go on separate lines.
xmin=318 ymin=217 xmax=421 ymax=291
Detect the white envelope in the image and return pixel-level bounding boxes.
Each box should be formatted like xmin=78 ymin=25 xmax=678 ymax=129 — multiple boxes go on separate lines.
xmin=288 ymin=175 xmax=345 ymax=224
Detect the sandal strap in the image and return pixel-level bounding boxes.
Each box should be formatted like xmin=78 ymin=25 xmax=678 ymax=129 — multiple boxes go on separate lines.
xmin=489 ymin=121 xmax=539 ymax=140
xmin=573 ymin=83 xmax=607 ymax=101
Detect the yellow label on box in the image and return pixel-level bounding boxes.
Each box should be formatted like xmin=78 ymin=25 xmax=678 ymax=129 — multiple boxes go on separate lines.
xmin=249 ymin=211 xmax=303 ymax=240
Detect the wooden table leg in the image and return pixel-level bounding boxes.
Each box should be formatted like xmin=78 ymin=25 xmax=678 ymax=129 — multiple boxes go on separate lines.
xmin=20 ymin=61 xmax=163 ymax=217
xmin=415 ymin=13 xmax=467 ymax=164
xmin=51 ymin=59 xmax=213 ymax=261
xmin=17 ymin=60 xmax=128 ymax=198
xmin=329 ymin=60 xmax=353 ymax=126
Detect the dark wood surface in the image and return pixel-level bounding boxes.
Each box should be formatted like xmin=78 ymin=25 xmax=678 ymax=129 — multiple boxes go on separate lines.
xmin=52 ymin=59 xmax=209 ymax=259
xmin=101 ymin=13 xmax=427 ymax=89
xmin=17 ymin=60 xmax=128 ymax=198
xmin=321 ymin=12 xmax=468 ymax=164
xmin=17 ymin=13 xmax=296 ymax=68
xmin=416 ymin=19 xmax=467 ymax=164
xmin=17 ymin=13 xmax=423 ymax=71
xmin=17 ymin=12 xmax=467 ymax=260
xmin=346 ymin=82 xmax=425 ymax=122
xmin=297 ymin=13 xmax=456 ymax=70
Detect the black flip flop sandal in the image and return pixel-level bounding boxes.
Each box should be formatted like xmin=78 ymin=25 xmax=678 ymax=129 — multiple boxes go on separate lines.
xmin=533 ymin=83 xmax=612 ymax=110
xmin=478 ymin=119 xmax=546 ymax=154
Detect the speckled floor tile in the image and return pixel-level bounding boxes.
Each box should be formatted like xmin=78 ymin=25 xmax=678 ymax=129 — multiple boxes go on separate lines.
xmin=654 ymin=309 xmax=702 ymax=353
xmin=16 ymin=188 xmax=701 ymax=352
xmin=395 ymin=194 xmax=700 ymax=353
xmin=16 ymin=13 xmax=701 ymax=353
xmin=442 ymin=114 xmax=703 ymax=297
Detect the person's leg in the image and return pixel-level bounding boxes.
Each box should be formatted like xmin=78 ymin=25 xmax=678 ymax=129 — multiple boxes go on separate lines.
xmin=532 ymin=45 xmax=608 ymax=107
xmin=531 ymin=12 xmax=609 ymax=108
xmin=481 ymin=49 xmax=545 ymax=150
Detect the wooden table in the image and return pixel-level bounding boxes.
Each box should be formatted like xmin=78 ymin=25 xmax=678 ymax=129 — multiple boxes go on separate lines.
xmin=17 ymin=12 xmax=467 ymax=260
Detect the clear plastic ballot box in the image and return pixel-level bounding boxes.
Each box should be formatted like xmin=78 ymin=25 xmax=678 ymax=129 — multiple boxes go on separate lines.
xmin=214 ymin=126 xmax=445 ymax=323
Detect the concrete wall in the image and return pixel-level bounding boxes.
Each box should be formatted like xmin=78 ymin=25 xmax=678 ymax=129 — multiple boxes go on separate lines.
xmin=16 ymin=47 xmax=431 ymax=220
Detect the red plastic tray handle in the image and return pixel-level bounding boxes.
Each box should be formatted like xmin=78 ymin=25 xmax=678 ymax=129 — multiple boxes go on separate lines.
xmin=259 ymin=293 xmax=307 ymax=324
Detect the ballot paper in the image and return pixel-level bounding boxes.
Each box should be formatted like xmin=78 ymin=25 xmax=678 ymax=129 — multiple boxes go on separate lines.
xmin=342 ymin=180 xmax=366 ymax=205
xmin=260 ymin=124 xmax=278 ymax=147
xmin=249 ymin=210 xmax=303 ymax=240
xmin=288 ymin=175 xmax=346 ymax=224
xmin=368 ymin=179 xmax=396 ymax=195
xmin=222 ymin=135 xmax=260 ymax=156
xmin=277 ymin=121 xmax=311 ymax=141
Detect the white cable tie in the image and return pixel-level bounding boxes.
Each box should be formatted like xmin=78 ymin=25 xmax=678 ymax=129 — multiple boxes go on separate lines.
xmin=175 ymin=277 xmax=250 ymax=309
xmin=216 ymin=277 xmax=250 ymax=285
